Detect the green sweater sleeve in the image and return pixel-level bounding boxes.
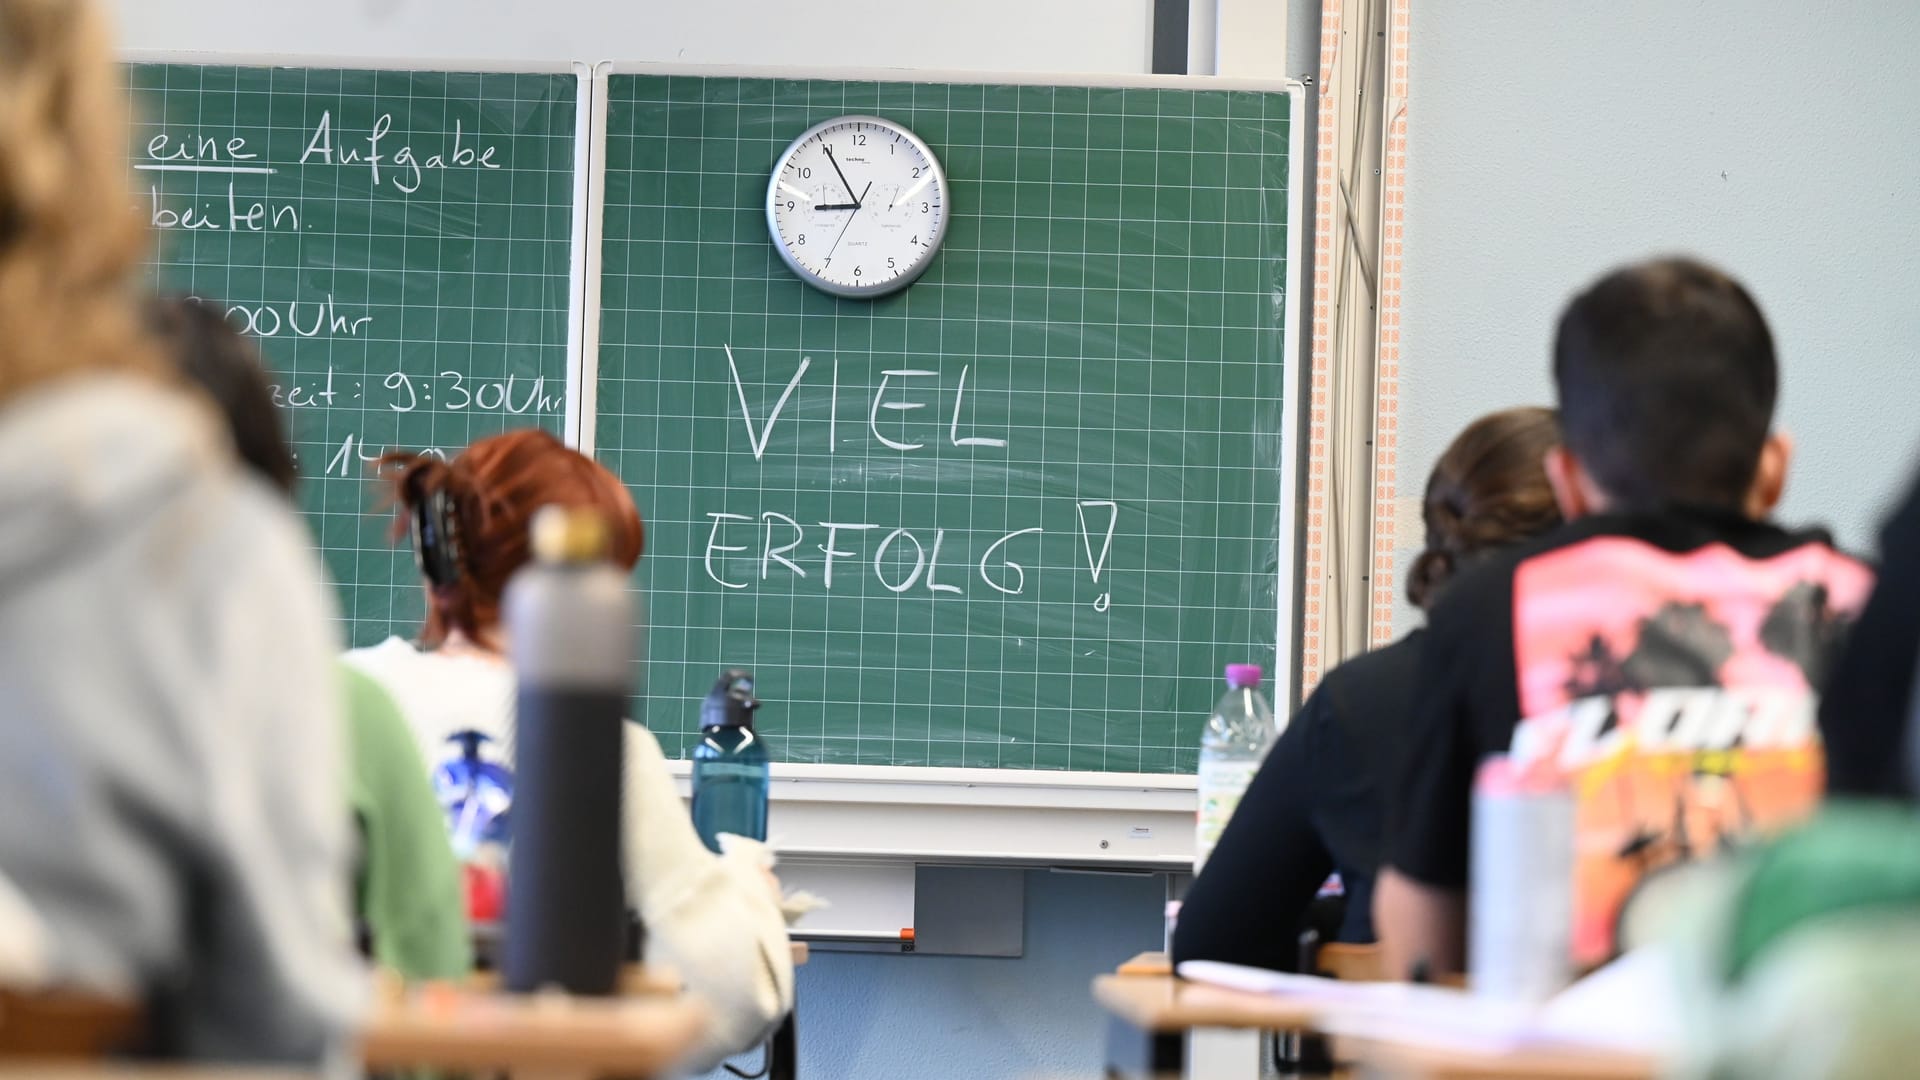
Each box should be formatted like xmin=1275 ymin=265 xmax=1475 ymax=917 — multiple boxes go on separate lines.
xmin=340 ymin=664 xmax=473 ymax=981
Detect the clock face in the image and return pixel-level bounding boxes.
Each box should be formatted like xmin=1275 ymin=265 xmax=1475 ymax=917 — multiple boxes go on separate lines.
xmin=766 ymin=115 xmax=949 ymax=299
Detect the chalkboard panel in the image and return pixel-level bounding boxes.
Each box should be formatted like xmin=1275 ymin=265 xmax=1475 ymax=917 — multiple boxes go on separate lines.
xmin=596 ymin=76 xmax=1295 ymax=773
xmin=129 ymin=64 xmax=579 ymax=647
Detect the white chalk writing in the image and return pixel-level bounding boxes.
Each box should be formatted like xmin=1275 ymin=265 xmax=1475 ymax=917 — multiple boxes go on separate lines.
xmin=707 ymin=345 xmax=1116 ymax=607
xmin=298 ymin=112 xmax=502 ymax=192
xmin=722 ymin=343 xmax=1007 ymax=458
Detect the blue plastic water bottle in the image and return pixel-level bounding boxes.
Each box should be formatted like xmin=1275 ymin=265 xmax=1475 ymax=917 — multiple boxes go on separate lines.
xmin=690 ymin=669 xmax=769 ymax=853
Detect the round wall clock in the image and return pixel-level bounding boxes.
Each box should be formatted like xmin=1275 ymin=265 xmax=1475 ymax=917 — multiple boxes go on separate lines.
xmin=766 ymin=115 xmax=949 ymax=299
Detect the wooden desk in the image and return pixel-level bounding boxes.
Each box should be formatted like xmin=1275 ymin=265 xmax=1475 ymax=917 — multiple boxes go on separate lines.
xmin=0 ymin=1072 xmax=311 ymax=1080
xmin=1095 ymin=973 xmax=1328 ymax=1080
xmin=464 ymin=945 xmax=803 ymax=995
xmin=1352 ymin=1037 xmax=1656 ymax=1080
xmin=1116 ymin=951 xmax=1173 ymax=977
xmin=1095 ymin=974 xmax=1327 ymax=1033
xmin=464 ymin=964 xmax=683 ymax=997
xmin=362 ymin=986 xmax=708 ymax=1078
xmin=450 ymin=943 xmax=807 ymax=1079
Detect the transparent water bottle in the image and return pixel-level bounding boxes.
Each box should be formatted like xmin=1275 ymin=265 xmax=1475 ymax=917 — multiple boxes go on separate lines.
xmin=690 ymin=669 xmax=769 ymax=853
xmin=1195 ymin=663 xmax=1278 ymax=874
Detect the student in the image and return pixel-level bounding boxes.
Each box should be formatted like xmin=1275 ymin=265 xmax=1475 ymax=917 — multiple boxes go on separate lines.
xmin=343 ymin=429 xmax=795 ymax=1068
xmin=143 ymin=295 xmax=297 ymax=492
xmin=145 ymin=294 xmax=471 ymax=983
xmin=1375 ymin=257 xmax=1875 ymax=979
xmin=0 ymin=0 xmax=359 ymax=1063
xmin=1818 ymin=468 xmax=1920 ymax=799
xmin=1173 ymin=407 xmax=1562 ymax=972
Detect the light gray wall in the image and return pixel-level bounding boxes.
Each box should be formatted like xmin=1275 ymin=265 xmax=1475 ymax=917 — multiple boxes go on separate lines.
xmin=1395 ymin=0 xmax=1920 ymax=631
xmin=719 ymin=870 xmax=1164 ymax=1080
xmin=111 ymin=0 xmax=1152 ymax=72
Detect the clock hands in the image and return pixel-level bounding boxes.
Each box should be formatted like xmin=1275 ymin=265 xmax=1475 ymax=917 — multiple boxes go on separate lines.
xmin=815 ymin=202 xmax=861 ymax=211
xmin=821 ymin=145 xmax=863 ymax=209
xmin=824 ymin=181 xmax=872 ymax=264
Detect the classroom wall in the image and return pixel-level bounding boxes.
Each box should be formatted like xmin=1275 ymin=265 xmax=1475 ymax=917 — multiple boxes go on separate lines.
xmin=111 ymin=0 xmax=1153 ymax=73
xmin=1394 ymin=0 xmax=1920 ymax=632
xmin=114 ymin=4 xmax=1171 ymax=1079
xmin=729 ymin=871 xmax=1165 ymax=1080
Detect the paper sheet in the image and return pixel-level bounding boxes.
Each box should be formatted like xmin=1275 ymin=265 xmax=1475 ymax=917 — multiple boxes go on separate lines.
xmin=1177 ymin=948 xmax=1679 ymax=1057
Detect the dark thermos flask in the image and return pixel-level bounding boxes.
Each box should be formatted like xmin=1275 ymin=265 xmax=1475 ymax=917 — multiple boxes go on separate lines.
xmin=502 ymin=506 xmax=632 ymax=994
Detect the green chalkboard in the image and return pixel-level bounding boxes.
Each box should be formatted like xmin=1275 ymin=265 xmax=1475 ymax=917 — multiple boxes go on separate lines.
xmin=129 ymin=64 xmax=578 ymax=647
xmin=597 ymin=76 xmax=1296 ymax=773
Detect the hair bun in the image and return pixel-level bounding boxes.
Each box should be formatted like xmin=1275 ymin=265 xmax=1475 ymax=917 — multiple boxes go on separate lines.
xmin=1406 ymin=548 xmax=1455 ymax=610
xmin=1411 ymin=406 xmax=1564 ymax=611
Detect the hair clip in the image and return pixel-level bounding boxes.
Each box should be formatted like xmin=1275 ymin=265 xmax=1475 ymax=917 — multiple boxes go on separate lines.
xmin=413 ymin=483 xmax=463 ymax=586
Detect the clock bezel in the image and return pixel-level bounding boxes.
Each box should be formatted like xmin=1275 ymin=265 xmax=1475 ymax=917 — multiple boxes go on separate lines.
xmin=764 ymin=114 xmax=950 ymax=300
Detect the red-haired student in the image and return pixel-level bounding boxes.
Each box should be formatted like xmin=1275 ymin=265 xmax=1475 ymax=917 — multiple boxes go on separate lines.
xmin=344 ymin=429 xmax=793 ymax=1069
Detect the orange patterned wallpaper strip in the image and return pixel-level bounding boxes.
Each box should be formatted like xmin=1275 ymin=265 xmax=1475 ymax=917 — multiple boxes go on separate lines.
xmin=1301 ymin=0 xmax=1343 ymax=694
xmin=1371 ymin=0 xmax=1411 ymax=645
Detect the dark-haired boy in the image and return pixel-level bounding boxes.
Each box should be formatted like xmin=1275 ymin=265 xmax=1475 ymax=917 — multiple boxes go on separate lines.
xmin=1375 ymin=258 xmax=1874 ymax=978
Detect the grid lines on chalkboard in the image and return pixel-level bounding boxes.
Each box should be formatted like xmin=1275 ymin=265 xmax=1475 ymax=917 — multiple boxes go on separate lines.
xmin=597 ymin=76 xmax=1290 ymax=773
xmin=128 ymin=64 xmax=578 ymax=650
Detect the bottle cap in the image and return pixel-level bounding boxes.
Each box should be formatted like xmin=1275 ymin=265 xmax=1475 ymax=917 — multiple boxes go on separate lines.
xmin=1224 ymin=664 xmax=1263 ymax=689
xmin=530 ymin=505 xmax=611 ymax=564
xmin=702 ymin=668 xmax=759 ymax=729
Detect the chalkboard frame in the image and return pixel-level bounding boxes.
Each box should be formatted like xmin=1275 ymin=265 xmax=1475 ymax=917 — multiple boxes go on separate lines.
xmin=588 ymin=64 xmax=1307 ymax=822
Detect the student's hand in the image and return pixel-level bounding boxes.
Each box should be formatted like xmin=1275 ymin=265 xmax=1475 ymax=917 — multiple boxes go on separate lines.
xmin=1374 ymin=867 xmax=1467 ymax=980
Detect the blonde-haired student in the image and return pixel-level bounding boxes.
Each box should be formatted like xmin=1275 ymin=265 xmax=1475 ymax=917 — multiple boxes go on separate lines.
xmin=0 ymin=0 xmax=360 ymax=1063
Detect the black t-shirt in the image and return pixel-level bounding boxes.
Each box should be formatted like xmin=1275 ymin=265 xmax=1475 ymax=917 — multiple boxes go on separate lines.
xmin=1172 ymin=632 xmax=1422 ymax=971
xmin=1821 ymin=470 xmax=1920 ymax=798
xmin=1386 ymin=508 xmax=1873 ymax=903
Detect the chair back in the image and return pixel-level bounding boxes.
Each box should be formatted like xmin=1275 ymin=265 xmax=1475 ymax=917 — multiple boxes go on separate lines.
xmin=0 ymin=989 xmax=146 ymax=1057
xmin=1313 ymin=942 xmax=1388 ymax=983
